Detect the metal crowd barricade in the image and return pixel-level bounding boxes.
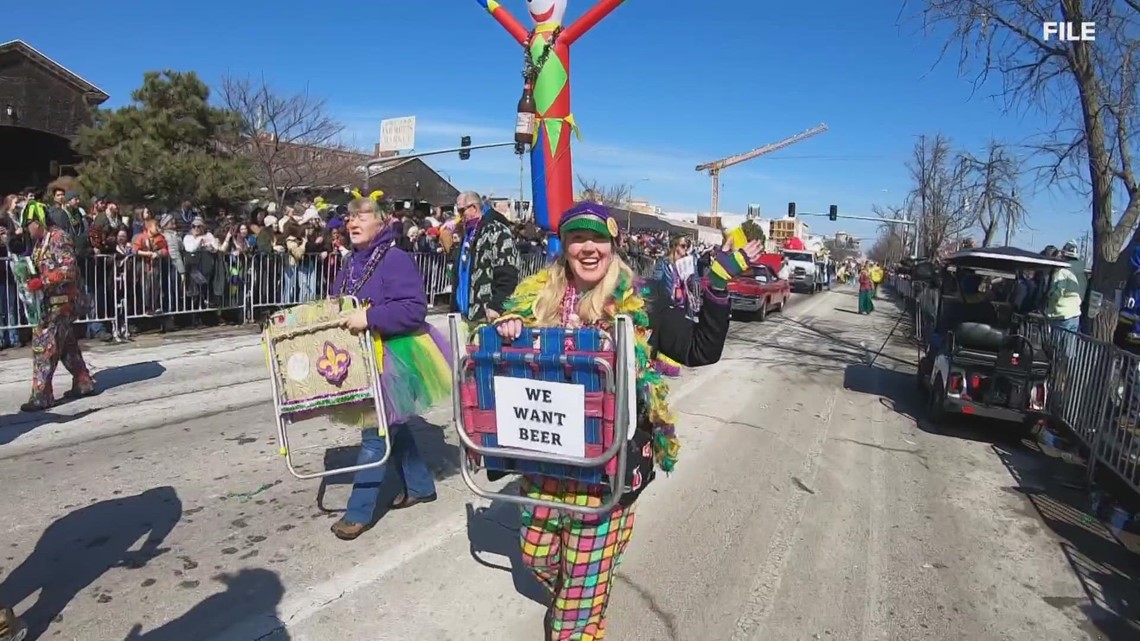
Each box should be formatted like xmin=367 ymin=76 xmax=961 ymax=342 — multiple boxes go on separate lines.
xmin=118 ymin=252 xmax=248 ymax=332
xmin=0 ymin=255 xmax=121 ymax=334
xmin=1 ymin=250 xmax=667 ymax=337
xmin=1030 ymin=318 xmax=1140 ymax=495
xmin=447 ymin=313 xmax=634 ymax=515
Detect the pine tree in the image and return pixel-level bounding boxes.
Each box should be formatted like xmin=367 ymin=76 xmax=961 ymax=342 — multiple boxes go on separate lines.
xmin=76 ymin=70 xmax=255 ymax=207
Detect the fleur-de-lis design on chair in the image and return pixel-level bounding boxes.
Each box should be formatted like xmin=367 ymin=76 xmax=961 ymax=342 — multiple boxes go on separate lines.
xmin=316 ymin=341 xmax=351 ymax=384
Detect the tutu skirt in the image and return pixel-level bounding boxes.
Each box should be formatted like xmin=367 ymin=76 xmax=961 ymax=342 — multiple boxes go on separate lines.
xmin=323 ymin=324 xmax=452 ymax=432
xmin=378 ymin=324 xmax=452 ymax=425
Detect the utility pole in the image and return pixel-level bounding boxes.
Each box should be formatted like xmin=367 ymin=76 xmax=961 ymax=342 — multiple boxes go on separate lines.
xmin=1004 ymin=188 xmax=1015 ymax=246
xmin=919 ymin=134 xmax=926 ymax=258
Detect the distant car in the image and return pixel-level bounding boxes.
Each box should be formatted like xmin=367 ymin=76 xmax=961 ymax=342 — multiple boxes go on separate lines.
xmin=705 ymin=263 xmax=791 ymax=321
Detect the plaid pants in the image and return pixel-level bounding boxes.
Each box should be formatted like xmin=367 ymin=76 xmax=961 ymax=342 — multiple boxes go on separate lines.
xmin=520 ymin=476 xmax=636 ymax=640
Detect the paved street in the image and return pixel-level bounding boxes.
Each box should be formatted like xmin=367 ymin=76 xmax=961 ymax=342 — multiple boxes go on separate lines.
xmin=1 ymin=289 xmax=1137 ymax=640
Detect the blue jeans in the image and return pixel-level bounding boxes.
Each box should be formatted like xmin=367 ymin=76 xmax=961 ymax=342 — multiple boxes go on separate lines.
xmin=344 ymin=424 xmax=436 ymax=525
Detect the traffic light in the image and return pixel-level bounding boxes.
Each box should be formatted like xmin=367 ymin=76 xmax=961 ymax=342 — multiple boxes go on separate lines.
xmin=829 ymin=204 xmax=838 ymax=221
xmin=787 ymin=202 xmax=796 ymax=218
xmin=459 ymin=136 xmax=471 ymax=160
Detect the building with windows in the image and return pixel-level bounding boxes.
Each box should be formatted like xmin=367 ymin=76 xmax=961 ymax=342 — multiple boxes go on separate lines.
xmin=768 ymin=217 xmax=810 ymax=245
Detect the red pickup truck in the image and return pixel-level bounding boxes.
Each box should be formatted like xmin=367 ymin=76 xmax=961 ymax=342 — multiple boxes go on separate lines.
xmin=706 ymin=263 xmax=790 ymax=321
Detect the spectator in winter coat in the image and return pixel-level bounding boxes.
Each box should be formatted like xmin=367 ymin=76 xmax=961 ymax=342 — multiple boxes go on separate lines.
xmin=450 ymin=191 xmax=519 ymax=323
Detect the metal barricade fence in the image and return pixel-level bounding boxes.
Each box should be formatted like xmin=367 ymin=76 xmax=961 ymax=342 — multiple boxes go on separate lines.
xmin=1026 ymin=316 xmax=1140 ymax=495
xmin=0 ymin=254 xmax=121 ymax=333
xmin=1 ymin=251 xmax=663 ymax=335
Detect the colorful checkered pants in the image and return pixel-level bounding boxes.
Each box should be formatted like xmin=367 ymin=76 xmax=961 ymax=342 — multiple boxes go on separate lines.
xmin=520 ymin=476 xmax=636 ymax=640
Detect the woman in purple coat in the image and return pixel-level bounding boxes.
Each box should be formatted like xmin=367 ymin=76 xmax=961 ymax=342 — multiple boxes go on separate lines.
xmin=331 ymin=194 xmax=451 ymax=540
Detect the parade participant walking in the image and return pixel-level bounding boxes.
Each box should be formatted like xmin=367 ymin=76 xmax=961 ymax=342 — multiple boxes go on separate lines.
xmin=858 ymin=266 xmax=875 ymax=314
xmin=330 ymin=193 xmax=451 ymax=540
xmin=493 ymin=202 xmax=761 ymax=639
xmin=20 ymin=211 xmax=96 ymax=412
xmin=451 ymin=190 xmax=519 ymax=324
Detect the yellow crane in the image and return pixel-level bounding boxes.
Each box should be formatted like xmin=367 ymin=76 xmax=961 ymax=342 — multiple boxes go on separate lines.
xmin=695 ymin=124 xmax=829 ymax=224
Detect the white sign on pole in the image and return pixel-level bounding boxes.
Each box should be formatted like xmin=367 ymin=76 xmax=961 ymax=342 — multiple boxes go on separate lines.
xmin=379 ymin=116 xmax=416 ymax=151
xmin=493 ymin=376 xmax=586 ymax=457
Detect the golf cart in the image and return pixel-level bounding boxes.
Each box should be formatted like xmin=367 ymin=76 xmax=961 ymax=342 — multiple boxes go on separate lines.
xmin=913 ymin=247 xmax=1070 ymax=426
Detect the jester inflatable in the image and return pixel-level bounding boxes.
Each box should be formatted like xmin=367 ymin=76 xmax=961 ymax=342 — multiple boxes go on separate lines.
xmin=477 ymin=0 xmax=627 ymax=256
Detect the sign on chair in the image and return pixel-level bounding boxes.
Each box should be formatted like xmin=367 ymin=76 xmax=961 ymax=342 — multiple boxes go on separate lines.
xmin=493 ymin=377 xmax=586 ymax=457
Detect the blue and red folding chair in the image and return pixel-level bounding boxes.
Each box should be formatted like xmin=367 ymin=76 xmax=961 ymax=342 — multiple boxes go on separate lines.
xmin=448 ymin=313 xmax=635 ymax=515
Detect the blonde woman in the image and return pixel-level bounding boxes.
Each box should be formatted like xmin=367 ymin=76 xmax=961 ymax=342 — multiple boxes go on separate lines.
xmin=494 ymin=202 xmax=762 ymax=639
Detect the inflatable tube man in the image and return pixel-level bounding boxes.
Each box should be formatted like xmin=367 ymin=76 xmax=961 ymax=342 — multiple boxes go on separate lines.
xmin=477 ymin=0 xmax=627 ymax=256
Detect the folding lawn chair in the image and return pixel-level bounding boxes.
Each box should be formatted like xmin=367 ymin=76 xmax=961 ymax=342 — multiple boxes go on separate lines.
xmin=264 ymin=297 xmax=390 ymax=479
xmin=448 ymin=313 xmax=635 ymax=515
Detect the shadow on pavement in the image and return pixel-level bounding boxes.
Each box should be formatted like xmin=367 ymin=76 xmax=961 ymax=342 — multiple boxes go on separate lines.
xmin=0 ymin=408 xmax=101 ymax=447
xmin=0 ymin=361 xmax=166 ymax=447
xmin=846 ymin=291 xmax=1140 ymax=639
xmin=315 ymin=415 xmax=461 ymax=520
xmin=92 ymin=360 xmax=166 ymax=390
xmin=994 ymin=441 xmax=1140 ymax=640
xmin=122 ymin=569 xmax=288 ymax=640
xmin=464 ymin=492 xmax=550 ymax=606
xmin=0 ymin=486 xmax=182 ymax=640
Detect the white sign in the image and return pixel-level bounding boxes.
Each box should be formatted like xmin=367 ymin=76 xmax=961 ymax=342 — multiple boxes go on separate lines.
xmin=379 ymin=116 xmax=416 ymax=151
xmin=493 ymin=376 xmax=586 ymax=457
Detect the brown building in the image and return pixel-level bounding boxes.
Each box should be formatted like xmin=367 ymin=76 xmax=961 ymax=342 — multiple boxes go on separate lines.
xmin=0 ymin=39 xmax=109 ymax=194
xmin=365 ymin=156 xmax=459 ymax=208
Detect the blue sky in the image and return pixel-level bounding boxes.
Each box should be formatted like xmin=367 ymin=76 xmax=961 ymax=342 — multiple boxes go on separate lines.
xmin=3 ymin=0 xmax=1091 ymax=248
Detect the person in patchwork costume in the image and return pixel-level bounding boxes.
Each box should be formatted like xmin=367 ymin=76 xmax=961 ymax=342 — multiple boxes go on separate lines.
xmin=492 ymin=202 xmax=762 ymax=639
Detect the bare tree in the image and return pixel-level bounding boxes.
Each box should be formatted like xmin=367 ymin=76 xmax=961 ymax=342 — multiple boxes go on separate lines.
xmin=576 ymin=175 xmax=632 ymax=207
xmin=867 ymin=234 xmax=907 ymax=265
xmin=220 ymin=75 xmax=363 ymax=206
xmin=906 ymin=134 xmax=976 ymax=256
xmin=915 ymin=0 xmax=1140 ymax=307
xmin=960 ymin=140 xmax=1027 ymax=246
xmin=873 ymin=203 xmax=914 ymax=256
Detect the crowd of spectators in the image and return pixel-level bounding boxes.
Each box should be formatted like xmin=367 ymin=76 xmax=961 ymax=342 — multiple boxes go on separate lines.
xmin=0 ymin=188 xmax=697 ymax=351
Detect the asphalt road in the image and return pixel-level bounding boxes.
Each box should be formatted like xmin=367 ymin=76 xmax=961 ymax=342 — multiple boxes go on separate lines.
xmin=0 ymin=288 xmax=1134 ymax=640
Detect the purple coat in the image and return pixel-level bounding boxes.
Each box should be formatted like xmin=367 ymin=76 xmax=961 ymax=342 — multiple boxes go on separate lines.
xmin=330 ymin=224 xmax=428 ymax=337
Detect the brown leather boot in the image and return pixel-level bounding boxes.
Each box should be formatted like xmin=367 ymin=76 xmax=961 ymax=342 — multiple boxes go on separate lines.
xmin=0 ymin=606 xmax=28 ymax=641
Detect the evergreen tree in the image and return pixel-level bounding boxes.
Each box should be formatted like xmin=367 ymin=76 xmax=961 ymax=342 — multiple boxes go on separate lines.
xmin=741 ymin=219 xmax=766 ymax=244
xmin=76 ymin=70 xmax=255 ymax=207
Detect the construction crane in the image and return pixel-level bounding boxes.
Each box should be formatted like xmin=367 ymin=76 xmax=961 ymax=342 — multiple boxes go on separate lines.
xmin=696 ymin=124 xmax=829 ymax=223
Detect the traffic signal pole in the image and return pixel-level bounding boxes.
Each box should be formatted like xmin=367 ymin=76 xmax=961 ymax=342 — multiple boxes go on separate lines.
xmin=362 ymin=141 xmax=517 ymax=171
xmin=786 ymin=201 xmax=918 ymax=258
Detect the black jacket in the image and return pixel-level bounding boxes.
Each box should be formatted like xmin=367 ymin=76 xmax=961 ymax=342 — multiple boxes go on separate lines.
xmin=449 ymin=210 xmax=519 ymax=320
xmin=618 ymin=280 xmax=731 ymax=504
